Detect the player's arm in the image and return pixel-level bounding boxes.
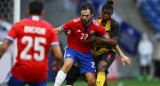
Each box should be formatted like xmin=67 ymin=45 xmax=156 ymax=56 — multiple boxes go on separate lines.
xmin=85 ymin=34 xmax=117 ymax=47
xmin=115 ymin=45 xmax=131 ymax=66
xmin=0 ymin=39 xmax=12 ymax=59
xmin=56 ymin=26 xmax=63 ymax=34
xmin=51 ymin=45 xmax=63 ymax=71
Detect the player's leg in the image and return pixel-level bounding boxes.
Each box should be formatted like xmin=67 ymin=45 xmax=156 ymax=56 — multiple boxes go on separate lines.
xmin=96 ymin=51 xmax=116 ymax=86
xmin=8 ymin=75 xmax=25 ymax=86
xmin=54 ymin=47 xmax=75 ymax=86
xmin=85 ymin=72 xmax=96 ymax=86
xmin=66 ymin=65 xmax=80 ymax=86
xmin=78 ymin=51 xmax=96 ymax=86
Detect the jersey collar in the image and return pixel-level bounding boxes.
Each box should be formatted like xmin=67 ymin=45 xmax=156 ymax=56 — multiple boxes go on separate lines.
xmin=82 ymin=19 xmax=93 ymax=32
xmin=28 ymin=16 xmax=42 ymax=21
xmin=100 ymin=17 xmax=112 ymax=21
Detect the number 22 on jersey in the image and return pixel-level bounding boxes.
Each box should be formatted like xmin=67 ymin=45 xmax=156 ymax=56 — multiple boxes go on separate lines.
xmin=20 ymin=36 xmax=46 ymax=61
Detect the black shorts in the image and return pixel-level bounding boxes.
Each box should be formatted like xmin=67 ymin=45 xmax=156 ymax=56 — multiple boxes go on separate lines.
xmin=94 ymin=51 xmax=116 ymax=74
xmin=66 ymin=65 xmax=80 ymax=82
xmin=66 ymin=51 xmax=116 ymax=82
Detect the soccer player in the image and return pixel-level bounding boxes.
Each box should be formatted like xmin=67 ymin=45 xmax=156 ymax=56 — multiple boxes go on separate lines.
xmin=65 ymin=0 xmax=131 ymax=86
xmin=54 ymin=3 xmax=115 ymax=86
xmin=0 ymin=1 xmax=62 ymax=86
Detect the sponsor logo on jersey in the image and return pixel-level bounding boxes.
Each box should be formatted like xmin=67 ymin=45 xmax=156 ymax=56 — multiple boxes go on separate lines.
xmin=77 ymin=29 xmax=81 ymax=32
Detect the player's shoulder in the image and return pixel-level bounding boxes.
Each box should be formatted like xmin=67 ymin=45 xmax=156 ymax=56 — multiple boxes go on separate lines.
xmin=111 ymin=18 xmax=119 ymax=25
xmin=72 ymin=17 xmax=81 ymax=23
xmin=12 ymin=18 xmax=28 ymax=27
xmin=41 ymin=20 xmax=53 ymax=26
xmin=92 ymin=18 xmax=100 ymax=27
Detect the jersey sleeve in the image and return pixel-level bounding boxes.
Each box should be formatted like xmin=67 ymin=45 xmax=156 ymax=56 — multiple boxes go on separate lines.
xmin=5 ymin=23 xmax=18 ymax=42
xmin=61 ymin=20 xmax=74 ymax=32
xmin=50 ymin=28 xmax=59 ymax=46
xmin=96 ymin=25 xmax=107 ymax=38
xmin=110 ymin=21 xmax=119 ymax=37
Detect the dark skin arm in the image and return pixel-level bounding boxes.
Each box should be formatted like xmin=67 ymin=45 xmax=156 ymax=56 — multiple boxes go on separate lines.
xmin=0 ymin=39 xmax=12 ymax=59
xmin=85 ymin=34 xmax=118 ymax=47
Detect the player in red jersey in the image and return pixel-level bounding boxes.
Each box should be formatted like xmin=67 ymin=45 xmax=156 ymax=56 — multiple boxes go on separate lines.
xmin=54 ymin=3 xmax=117 ymax=86
xmin=0 ymin=1 xmax=62 ymax=86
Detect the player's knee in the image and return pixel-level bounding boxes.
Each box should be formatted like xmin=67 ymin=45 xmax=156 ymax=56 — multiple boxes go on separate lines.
xmin=64 ymin=59 xmax=74 ymax=69
xmin=98 ymin=62 xmax=108 ymax=72
xmin=88 ymin=78 xmax=96 ymax=86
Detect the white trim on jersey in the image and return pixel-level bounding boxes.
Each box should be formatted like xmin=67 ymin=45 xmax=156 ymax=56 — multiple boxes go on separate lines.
xmin=51 ymin=42 xmax=59 ymax=46
xmin=5 ymin=36 xmax=14 ymax=42
xmin=102 ymin=32 xmax=107 ymax=38
xmin=61 ymin=25 xmax=66 ymax=32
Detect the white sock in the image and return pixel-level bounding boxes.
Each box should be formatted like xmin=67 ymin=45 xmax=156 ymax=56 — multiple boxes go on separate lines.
xmin=66 ymin=85 xmax=72 ymax=86
xmin=54 ymin=70 xmax=67 ymax=86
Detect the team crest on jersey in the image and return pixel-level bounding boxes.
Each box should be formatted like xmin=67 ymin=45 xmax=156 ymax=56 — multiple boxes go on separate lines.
xmin=90 ymin=30 xmax=95 ymax=34
xmin=77 ymin=29 xmax=81 ymax=32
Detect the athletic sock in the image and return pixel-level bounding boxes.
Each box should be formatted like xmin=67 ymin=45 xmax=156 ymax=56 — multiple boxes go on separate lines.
xmin=54 ymin=70 xmax=67 ymax=86
xmin=66 ymin=85 xmax=72 ymax=86
xmin=96 ymin=72 xmax=105 ymax=86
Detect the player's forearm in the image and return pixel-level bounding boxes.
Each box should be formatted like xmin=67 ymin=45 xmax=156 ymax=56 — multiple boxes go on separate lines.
xmin=0 ymin=42 xmax=7 ymax=59
xmin=115 ymin=45 xmax=124 ymax=58
xmin=95 ymin=36 xmax=117 ymax=46
xmin=0 ymin=40 xmax=12 ymax=59
xmin=0 ymin=46 xmax=6 ymax=59
xmin=56 ymin=26 xmax=63 ymax=34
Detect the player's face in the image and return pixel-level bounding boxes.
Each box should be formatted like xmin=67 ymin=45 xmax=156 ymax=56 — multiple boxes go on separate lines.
xmin=81 ymin=9 xmax=93 ymax=26
xmin=101 ymin=9 xmax=113 ymax=21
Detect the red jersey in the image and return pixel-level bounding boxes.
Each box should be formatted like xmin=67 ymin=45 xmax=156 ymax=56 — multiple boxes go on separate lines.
xmin=6 ymin=16 xmax=59 ymax=82
xmin=62 ymin=17 xmax=107 ymax=53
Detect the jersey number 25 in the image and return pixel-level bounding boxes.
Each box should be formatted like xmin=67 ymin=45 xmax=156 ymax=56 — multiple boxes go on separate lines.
xmin=20 ymin=36 xmax=46 ymax=61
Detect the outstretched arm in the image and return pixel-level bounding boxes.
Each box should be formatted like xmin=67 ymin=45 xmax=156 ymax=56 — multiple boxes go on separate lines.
xmin=56 ymin=26 xmax=63 ymax=34
xmin=115 ymin=45 xmax=131 ymax=66
xmin=0 ymin=39 xmax=12 ymax=59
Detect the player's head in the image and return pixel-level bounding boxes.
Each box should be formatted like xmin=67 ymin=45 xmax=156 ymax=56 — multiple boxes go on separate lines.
xmin=81 ymin=3 xmax=94 ymax=26
xmin=101 ymin=0 xmax=115 ymax=21
xmin=28 ymin=1 xmax=44 ymax=17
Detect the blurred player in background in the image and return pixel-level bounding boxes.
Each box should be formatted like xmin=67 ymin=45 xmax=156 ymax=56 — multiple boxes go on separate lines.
xmin=54 ymin=3 xmax=115 ymax=86
xmin=0 ymin=1 xmax=62 ymax=86
xmin=65 ymin=0 xmax=131 ymax=86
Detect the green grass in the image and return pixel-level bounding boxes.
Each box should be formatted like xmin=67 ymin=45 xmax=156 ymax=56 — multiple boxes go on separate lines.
xmin=47 ymin=80 xmax=160 ymax=86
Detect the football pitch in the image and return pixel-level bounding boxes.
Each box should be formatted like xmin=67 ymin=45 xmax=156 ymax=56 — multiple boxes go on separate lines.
xmin=47 ymin=80 xmax=160 ymax=86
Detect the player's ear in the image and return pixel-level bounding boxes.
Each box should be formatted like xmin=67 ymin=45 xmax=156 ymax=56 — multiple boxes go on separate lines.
xmin=40 ymin=10 xmax=45 ymax=17
xmin=27 ymin=10 xmax=30 ymax=15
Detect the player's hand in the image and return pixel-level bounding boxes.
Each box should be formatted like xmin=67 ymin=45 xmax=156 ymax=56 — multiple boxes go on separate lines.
xmin=65 ymin=30 xmax=71 ymax=35
xmin=85 ymin=35 xmax=97 ymax=42
xmin=120 ymin=55 xmax=131 ymax=66
xmin=51 ymin=61 xmax=60 ymax=71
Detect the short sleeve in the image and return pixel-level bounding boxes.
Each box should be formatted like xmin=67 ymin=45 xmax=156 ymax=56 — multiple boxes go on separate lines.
xmin=61 ymin=20 xmax=74 ymax=32
xmin=6 ymin=23 xmax=18 ymax=42
xmin=50 ymin=28 xmax=59 ymax=46
xmin=110 ymin=21 xmax=119 ymax=37
xmin=96 ymin=25 xmax=107 ymax=37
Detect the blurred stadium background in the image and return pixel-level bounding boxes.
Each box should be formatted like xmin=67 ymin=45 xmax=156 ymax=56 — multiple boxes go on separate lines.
xmin=0 ymin=0 xmax=160 ymax=86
